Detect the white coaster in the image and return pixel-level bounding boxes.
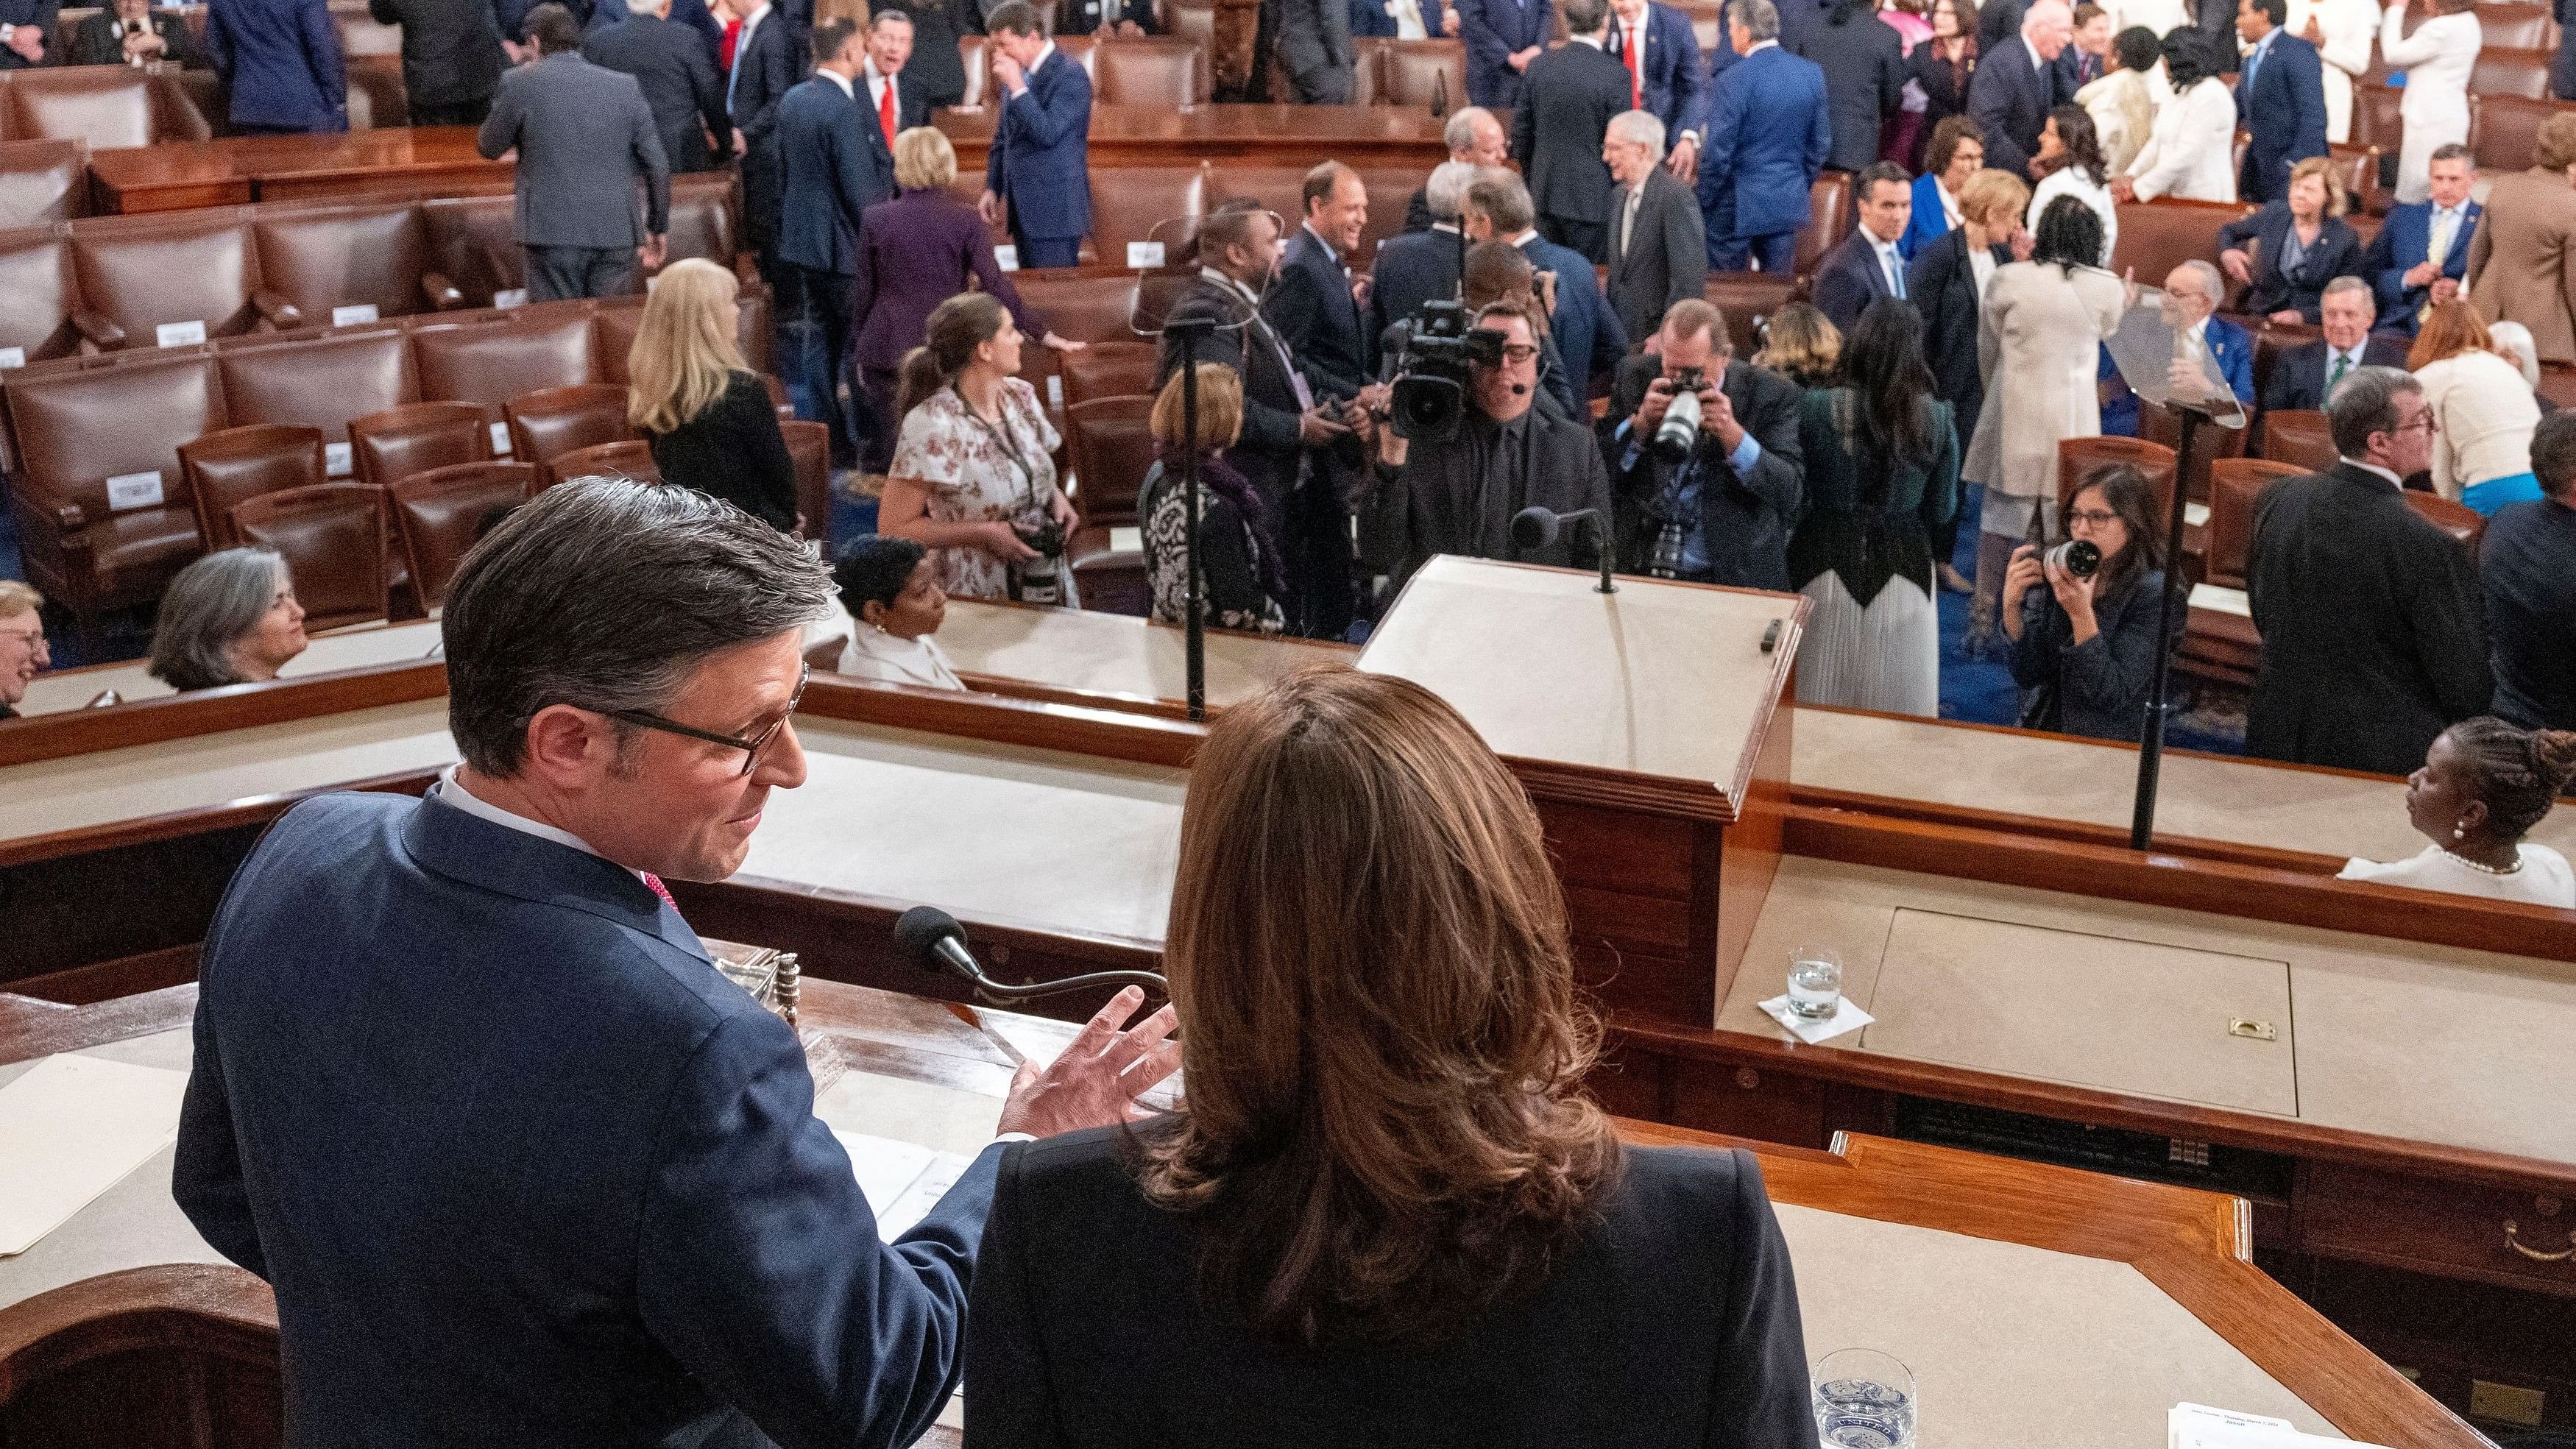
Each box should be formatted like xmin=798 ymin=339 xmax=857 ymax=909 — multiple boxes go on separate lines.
xmin=1757 ymin=993 xmax=1873 ymax=1046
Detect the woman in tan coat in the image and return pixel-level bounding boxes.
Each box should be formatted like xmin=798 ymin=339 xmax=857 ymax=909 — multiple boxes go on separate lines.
xmin=2469 ymin=111 xmax=2576 ymax=364
xmin=1964 ymin=194 xmax=2128 ymax=645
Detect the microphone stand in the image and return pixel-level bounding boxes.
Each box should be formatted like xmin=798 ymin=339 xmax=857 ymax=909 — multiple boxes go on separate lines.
xmin=1165 ymin=316 xmax=1217 ymax=721
xmin=2129 ymin=399 xmax=2208 ymax=851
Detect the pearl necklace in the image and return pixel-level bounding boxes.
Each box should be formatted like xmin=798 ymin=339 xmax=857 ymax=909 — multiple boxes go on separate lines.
xmin=2440 ymin=846 xmax=2523 ymax=876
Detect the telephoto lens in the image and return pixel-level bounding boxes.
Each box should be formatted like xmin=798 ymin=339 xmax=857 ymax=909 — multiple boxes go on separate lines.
xmin=1649 ymin=366 xmax=1705 ymax=463
xmin=2041 ymin=538 xmax=2102 ymax=579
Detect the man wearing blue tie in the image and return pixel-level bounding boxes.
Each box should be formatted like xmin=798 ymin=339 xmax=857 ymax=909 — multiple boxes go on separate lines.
xmin=2365 ymin=144 xmax=2482 ymax=335
xmin=979 ymin=1 xmax=1094 ymax=269
xmin=2232 ymin=0 xmax=2328 ymax=204
xmin=1811 ymin=162 xmax=1914 ymax=332
xmin=1696 ymin=0 xmax=1831 ymax=274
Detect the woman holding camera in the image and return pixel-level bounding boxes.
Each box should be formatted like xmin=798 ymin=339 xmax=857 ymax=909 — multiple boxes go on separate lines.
xmin=2338 ymin=717 xmax=2576 ymax=907
xmin=2002 ymin=464 xmax=2180 ymax=740
xmin=880 ymin=293 xmax=1081 ymax=606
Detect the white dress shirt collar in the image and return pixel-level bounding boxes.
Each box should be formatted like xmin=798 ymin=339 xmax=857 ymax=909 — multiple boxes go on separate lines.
xmin=1505 ymin=227 xmax=1540 ymax=247
xmin=1031 ymin=39 xmax=1057 ymax=74
xmin=1303 ymin=219 xmax=1348 ymax=266
xmin=865 ymin=59 xmax=897 ymax=100
xmin=818 ymin=65 xmax=856 ymax=99
xmin=1202 ymin=264 xmax=1262 ymax=312
xmin=435 ymin=765 xmax=623 ymax=870
xmin=1571 ymin=32 xmax=1604 ymax=46
xmin=1744 ymin=38 xmax=1777 ymax=53
xmin=2339 ymin=457 xmax=2405 ymax=489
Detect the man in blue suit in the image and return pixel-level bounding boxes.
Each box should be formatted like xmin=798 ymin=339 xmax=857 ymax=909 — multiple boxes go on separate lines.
xmin=979 ymin=1 xmax=1092 ymax=269
xmin=1372 ymin=161 xmax=1474 ymax=345
xmin=2103 ymin=260 xmax=2252 ymax=433
xmin=1267 ymin=160 xmax=1378 ymax=400
xmin=1349 ymin=0 xmax=1453 ymax=37
xmin=1964 ymin=0 xmax=2067 ymax=178
xmin=1466 ymin=170 xmax=1630 ymax=404
xmin=779 ymin=16 xmax=892 ymax=467
xmin=2365 ymin=144 xmax=2480 ymax=335
xmin=174 ymin=479 xmax=1178 ymax=1449
xmin=1809 ymin=162 xmax=1912 ymax=333
xmin=1606 ymin=0 xmax=1711 ymax=178
xmin=1455 ymin=0 xmax=1551 ymax=108
xmin=1696 ymin=0 xmax=1830 ymax=274
xmin=2232 ymin=0 xmax=2327 ymax=204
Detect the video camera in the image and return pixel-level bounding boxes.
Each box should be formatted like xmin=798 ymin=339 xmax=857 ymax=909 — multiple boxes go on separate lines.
xmin=1386 ymin=300 xmax=1507 ymax=444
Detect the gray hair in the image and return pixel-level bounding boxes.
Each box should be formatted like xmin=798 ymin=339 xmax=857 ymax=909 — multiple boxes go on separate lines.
xmin=1609 ymin=109 xmax=1667 ymax=162
xmin=1464 ymin=166 xmax=1535 ymax=234
xmin=1734 ymin=0 xmax=1779 ymax=40
xmin=1443 ymin=106 xmax=1498 ymax=155
xmin=2173 ymin=259 xmax=2224 ymax=308
xmin=2320 ymin=274 xmax=2375 ymax=317
xmin=2325 ymin=366 xmax=2424 ymax=457
xmin=1424 ymin=160 xmax=1479 ymax=221
xmin=2490 ymin=319 xmax=2542 ymax=387
xmin=149 ymin=547 xmax=288 ymax=692
xmin=442 ymin=478 xmax=833 ymax=776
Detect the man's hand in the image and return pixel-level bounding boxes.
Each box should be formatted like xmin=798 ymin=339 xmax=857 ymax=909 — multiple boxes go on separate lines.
xmin=2402 ymin=258 xmax=2439 ymax=288
xmin=2046 ymin=551 xmax=2100 ymax=641
xmin=1298 ymin=405 xmax=1352 ymax=445
xmin=1114 ymin=16 xmax=1144 ymax=34
xmin=2430 ymin=276 xmax=2460 ymax=305
xmin=979 ymin=188 xmax=1004 ymax=227
xmin=1632 ymin=375 xmax=1678 ymax=436
xmin=1049 ymin=488 xmax=1080 ymax=535
xmin=1666 ymin=135 xmax=1699 ymax=178
xmin=732 ymin=127 xmax=749 ymax=155
xmin=640 ymin=233 xmax=668 ymax=270
xmin=1508 ymin=43 xmax=1540 ymax=70
xmin=4 ymin=24 xmax=43 ymax=61
xmin=2219 ymin=248 xmax=2252 ymax=285
xmin=127 ymin=27 xmax=167 ymax=59
xmin=1702 ymin=383 xmax=1746 ymax=453
xmin=2168 ymin=355 xmax=2212 ymax=400
xmin=991 ymin=50 xmax=1026 ymax=95
xmin=994 ymin=987 xmax=1181 ymax=1138
xmin=1351 ymin=272 xmax=1371 ymax=309
xmin=2268 ymin=308 xmax=2304 ymax=324
xmin=1441 ymin=5 xmax=1460 ymax=32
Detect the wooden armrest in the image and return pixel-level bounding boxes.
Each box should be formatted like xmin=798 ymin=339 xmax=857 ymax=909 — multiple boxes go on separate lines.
xmin=251 ymin=291 xmax=302 ymax=329
xmin=420 ymin=270 xmax=466 ymax=310
xmin=71 ymin=311 xmax=128 ymax=350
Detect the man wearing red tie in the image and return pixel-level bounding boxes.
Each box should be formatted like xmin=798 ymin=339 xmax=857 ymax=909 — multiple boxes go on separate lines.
xmin=1604 ymin=0 xmax=1711 ymax=177
xmin=860 ymin=8 xmax=925 ymax=150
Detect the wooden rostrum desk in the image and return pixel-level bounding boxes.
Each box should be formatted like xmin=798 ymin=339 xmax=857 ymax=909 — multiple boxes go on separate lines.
xmin=3 ymin=570 xmax=2573 ymax=1425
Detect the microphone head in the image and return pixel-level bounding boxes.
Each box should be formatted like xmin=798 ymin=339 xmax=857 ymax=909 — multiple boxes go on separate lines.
xmin=894 ymin=905 xmax=966 ymax=964
xmin=1510 ymin=505 xmax=1560 ymax=550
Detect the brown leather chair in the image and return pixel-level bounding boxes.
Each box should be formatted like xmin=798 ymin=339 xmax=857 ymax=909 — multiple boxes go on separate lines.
xmin=2475 ymin=1 xmax=2555 ymax=48
xmin=779 ymin=417 xmax=830 ymax=543
xmin=412 ymin=311 xmax=601 ymax=419
xmin=1705 ymin=272 xmax=1799 ymax=357
xmin=503 ymin=382 xmax=635 ymax=483
xmin=2137 ymin=369 xmax=2248 ymax=500
xmin=2349 ymin=85 xmax=2405 ymax=158
xmin=1064 ymin=394 xmax=1156 ymax=528
xmin=349 ymin=400 xmax=494 ymax=490
xmin=219 ymin=329 xmax=420 ymax=443
xmin=229 ymin=484 xmax=393 ymax=631
xmin=1092 ymin=37 xmax=1209 ymax=104
xmin=1351 ymin=163 xmax=1423 ymax=266
xmin=2473 ymin=47 xmax=2555 ymax=102
xmin=68 ymin=210 xmax=302 ymax=350
xmin=1791 ymin=172 xmax=1854 ymax=283
xmin=2248 ymin=319 xmax=2319 ymax=406
xmin=1206 ymin=166 xmax=1311 ymax=247
xmin=4 ymin=66 xmax=207 ymax=147
xmin=389 ymin=461 xmax=538 ymax=608
xmin=1011 ymin=273 xmax=1145 ymax=343
xmin=1375 ymin=39 xmax=1465 ymax=108
xmin=3 ymin=351 xmax=220 ymax=642
xmin=0 ymin=228 xmax=86 ymax=366
xmin=1088 ymin=165 xmax=1209 ymax=268
xmin=2257 ymin=408 xmax=2336 ymax=472
xmin=2056 ymin=436 xmax=2177 ymax=520
xmin=251 ymin=202 xmax=461 ymax=321
xmin=2471 ymin=94 xmax=2574 ymax=174
xmin=1061 ymin=341 xmax=1161 ymax=407
xmin=1161 ymin=0 xmax=1213 ymax=47
xmin=2109 ymin=199 xmax=2245 ymax=287
xmin=416 ymin=194 xmax=528 ymax=307
xmin=548 ymin=438 xmax=660 ymax=484
xmin=181 ymin=424 xmax=328 ymax=550
xmin=2402 ymin=488 xmax=2484 ymax=546
xmin=2203 ymin=458 xmax=2301 ymax=589
xmin=2324 ymin=142 xmax=2386 ymax=219
xmin=0 ymin=138 xmax=86 ymax=229
xmin=1349 ymin=37 xmax=1391 ymax=103
xmin=662 ymin=174 xmax=743 ymax=284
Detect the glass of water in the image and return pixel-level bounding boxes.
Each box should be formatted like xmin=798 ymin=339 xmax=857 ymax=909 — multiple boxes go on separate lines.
xmin=1786 ymin=945 xmax=1843 ymax=1020
xmin=1814 ymin=1348 xmax=1915 ymax=1449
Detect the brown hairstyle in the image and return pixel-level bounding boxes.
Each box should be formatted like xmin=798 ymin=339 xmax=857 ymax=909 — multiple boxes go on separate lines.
xmin=894 ymin=292 xmax=1009 ymax=425
xmin=1460 ymin=238 xmax=1548 ymax=338
xmin=1752 ymin=301 xmax=1841 ymax=387
xmin=810 ymin=15 xmax=857 ymax=63
xmin=2406 ymin=297 xmax=2493 ymax=371
xmin=1925 ymin=115 xmax=1986 ymax=177
xmin=2444 ymin=718 xmax=2576 ymax=842
xmin=1133 ymin=665 xmax=1621 ymax=1345
xmin=2536 ymin=111 xmax=2576 ymax=172
xmin=2061 ymin=462 xmax=2163 ymax=603
xmin=1150 ymin=362 xmax=1245 ymax=450
xmin=2287 ymin=154 xmax=2349 ymax=217
xmin=525 ymin=1 xmax=581 ymax=52
xmin=985 ymin=0 xmax=1046 ymax=35
xmin=1958 ymin=165 xmax=2030 ymax=226
xmin=1301 ymin=160 xmax=1358 ymax=216
xmin=1658 ymin=296 xmax=1724 ymax=351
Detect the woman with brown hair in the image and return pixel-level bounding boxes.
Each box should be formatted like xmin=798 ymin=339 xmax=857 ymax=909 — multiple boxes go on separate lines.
xmin=2469 ymin=111 xmax=2576 ymax=366
xmin=2216 ymin=154 xmax=2366 ymax=324
xmin=961 ymin=666 xmax=1817 ymax=1447
xmin=2410 ymin=300 xmax=2546 ymax=512
xmin=1752 ymin=301 xmax=1844 ymax=389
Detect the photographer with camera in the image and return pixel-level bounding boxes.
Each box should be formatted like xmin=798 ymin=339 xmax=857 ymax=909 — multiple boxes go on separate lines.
xmin=1601 ymin=298 xmax=1805 ymax=591
xmin=1373 ymin=299 xmax=1612 ymax=587
xmin=2002 ymin=463 xmax=2182 ymax=740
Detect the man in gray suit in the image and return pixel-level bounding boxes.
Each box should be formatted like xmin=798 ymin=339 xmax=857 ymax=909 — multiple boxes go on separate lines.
xmin=1602 ymin=109 xmax=1707 ymax=348
xmin=584 ymin=0 xmax=733 ymax=172
xmin=1276 ymin=0 xmax=1355 ymax=102
xmin=478 ymin=3 xmax=671 ymax=302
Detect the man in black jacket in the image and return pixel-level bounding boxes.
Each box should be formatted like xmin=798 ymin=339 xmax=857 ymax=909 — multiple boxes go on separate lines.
xmin=1264 ymin=160 xmax=1377 ymax=404
xmin=1602 ymin=110 xmax=1707 ymax=350
xmin=370 ymin=0 xmax=509 ymax=124
xmin=718 ymin=0 xmax=802 ymax=280
xmin=2258 ymin=277 xmax=2405 ymax=414
xmin=2247 ymin=367 xmax=2492 ymax=774
xmin=1370 ymin=160 xmax=1474 ymax=347
xmin=1600 ymin=297 xmax=1804 ymax=589
xmin=587 ymin=0 xmax=734 ymax=170
xmin=1510 ymin=0 xmax=1630 ymax=261
xmin=1794 ymin=0 xmax=1905 ymax=174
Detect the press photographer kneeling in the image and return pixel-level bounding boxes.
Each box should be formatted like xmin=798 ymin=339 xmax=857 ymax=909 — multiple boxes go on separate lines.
xmin=1372 ymin=298 xmax=1613 ymax=587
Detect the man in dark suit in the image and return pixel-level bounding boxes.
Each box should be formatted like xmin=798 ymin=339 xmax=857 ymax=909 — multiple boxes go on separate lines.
xmin=1350 ymin=0 xmax=1454 ymax=35
xmin=371 ymin=0 xmax=507 ymax=124
xmin=2246 ymin=367 xmax=2493 ymax=773
xmin=1603 ymin=110 xmax=1708 ymax=347
xmin=778 ymin=16 xmax=893 ymax=466
xmin=1278 ymin=0 xmax=1357 ymax=100
xmin=1266 ymin=160 xmax=1378 ymax=402
xmin=1465 ymin=169 xmax=1630 ymax=400
xmin=1404 ymin=105 xmax=1507 ymax=231
xmin=1696 ymin=0 xmax=1830 ymax=274
xmin=0 ymin=0 xmax=57 ymax=67
xmin=1456 ymin=0 xmax=1551 ymax=107
xmin=2558 ymin=0 xmax=2576 ymax=102
xmin=1052 ymin=0 xmax=1154 ymax=33
xmin=478 ymin=4 xmax=669 ymax=301
xmin=2260 ymin=277 xmax=2405 ymax=412
xmin=1811 ymin=161 xmax=1912 ymax=333
xmin=174 ymin=480 xmax=1175 ymax=1449
xmin=1373 ymin=160 xmax=1475 ymax=344
xmin=1512 ymin=0 xmax=1632 ymax=261
xmin=586 ymin=0 xmax=734 ymax=170
xmin=1795 ymin=0 xmax=1906 ymax=174
xmin=2232 ymin=0 xmax=2327 ymax=203
xmin=1605 ymin=0 xmax=1710 ymax=180
xmin=1160 ymin=200 xmax=1362 ymax=637
xmin=67 ymin=0 xmax=207 ymax=68
xmin=1965 ymin=0 xmax=2068 ymax=177
xmin=2364 ymin=144 xmax=2480 ymax=335
xmin=1601 ymin=297 xmax=1803 ymax=587
xmin=856 ymin=9 xmax=930 ymax=148
xmin=978 ymin=1 xmax=1091 ymax=269
xmin=720 ymin=0 xmax=802 ymax=281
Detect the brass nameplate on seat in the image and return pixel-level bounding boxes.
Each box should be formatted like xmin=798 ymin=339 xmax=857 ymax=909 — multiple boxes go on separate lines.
xmin=2228 ymin=1018 xmax=2276 ymax=1041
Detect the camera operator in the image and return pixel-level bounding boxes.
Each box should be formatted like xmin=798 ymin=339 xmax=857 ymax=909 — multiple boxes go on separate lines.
xmin=1601 ymin=298 xmax=1805 ymax=590
xmin=1373 ymin=300 xmax=1613 ymax=587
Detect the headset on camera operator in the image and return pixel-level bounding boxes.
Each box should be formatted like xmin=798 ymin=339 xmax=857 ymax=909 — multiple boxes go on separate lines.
xmin=1373 ymin=298 xmax=1613 ymax=589
xmin=1601 ymin=298 xmax=1805 ymax=591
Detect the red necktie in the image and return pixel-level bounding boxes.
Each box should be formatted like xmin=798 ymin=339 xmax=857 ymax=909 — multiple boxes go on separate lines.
xmin=643 ymin=872 xmax=676 ymax=910
xmin=1624 ymin=23 xmax=1643 ymax=107
xmin=877 ymin=77 xmax=897 ymax=150
xmin=718 ymin=17 xmax=740 ymax=71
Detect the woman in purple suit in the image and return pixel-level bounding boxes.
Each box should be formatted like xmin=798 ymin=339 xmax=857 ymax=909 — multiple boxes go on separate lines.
xmin=850 ymin=127 xmax=1082 ymax=471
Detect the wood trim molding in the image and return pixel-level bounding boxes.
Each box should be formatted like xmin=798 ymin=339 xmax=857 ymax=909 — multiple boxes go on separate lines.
xmin=796 ymin=675 xmax=1207 ymax=770
xmin=0 ymin=1264 xmax=278 ymax=1403
xmin=0 ymin=661 xmax=447 ymax=770
xmin=0 ymin=768 xmax=439 ymax=870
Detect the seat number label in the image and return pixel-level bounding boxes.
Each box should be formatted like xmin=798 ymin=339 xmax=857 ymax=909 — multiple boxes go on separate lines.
xmin=106 ymin=470 xmax=164 ymax=511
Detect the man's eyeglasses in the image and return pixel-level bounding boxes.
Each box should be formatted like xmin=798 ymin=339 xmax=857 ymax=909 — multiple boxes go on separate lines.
xmin=604 ymin=665 xmax=807 ymax=779
xmin=2393 ymin=412 xmax=2439 ymax=436
xmin=1493 ymin=343 xmax=1540 ymax=364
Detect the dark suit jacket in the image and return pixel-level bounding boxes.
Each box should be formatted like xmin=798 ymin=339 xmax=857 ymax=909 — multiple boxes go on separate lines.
xmin=880 ymin=0 xmax=979 ymax=108
xmin=852 ymin=189 xmax=1036 ymax=378
xmin=1521 ymin=230 xmax=1627 ymax=394
xmin=1385 ymin=400 xmax=1617 ymax=582
xmin=1512 ymin=38 xmax=1631 ymax=236
xmin=2246 ymin=461 xmax=2494 ymax=773
xmin=477 ymin=52 xmax=668 ymax=247
xmin=1370 ymin=222 xmax=1466 ymax=345
xmin=963 ymin=1132 xmax=1814 ymax=1449
xmin=985 ymin=45 xmax=1091 ymax=241
xmin=1906 ymin=224 xmax=2005 ymax=455
xmin=2480 ymin=496 xmax=2576 ymax=730
xmin=1696 ymin=43 xmax=1832 ymax=244
xmin=1603 ymin=351 xmax=1805 ymax=589
xmin=1605 ymin=2 xmax=1710 ymax=143
xmin=2217 ymin=204 xmax=2366 ymax=322
xmin=369 ymin=0 xmax=505 ymax=108
xmin=1265 ymin=224 xmax=1375 ymax=401
xmin=2233 ymin=31 xmax=2329 ymax=202
xmin=1277 ymin=0 xmax=1356 ymax=101
xmin=586 ymin=13 xmax=731 ymax=171
xmin=2257 ymin=333 xmax=2407 ymax=413
xmin=1809 ymin=226 xmax=1903 ymax=333
xmin=1158 ymin=272 xmax=1312 ymax=519
xmin=66 ymin=9 xmax=207 ymax=68
xmin=0 ymin=0 xmax=59 ymax=67
xmin=1795 ymin=4 xmax=1906 ymax=173
xmin=207 ymin=0 xmax=348 ymax=131
xmin=2363 ymin=198 xmax=2480 ymax=333
xmin=1455 ymin=0 xmax=1550 ymax=107
xmin=776 ymin=72 xmax=890 ymax=274
xmin=174 ymin=790 xmax=1002 ymax=1448
xmin=1964 ymin=34 xmax=2058 ymax=178
xmin=2009 ymin=567 xmax=2183 ymax=740
xmin=1607 ymin=166 xmax=1708 ymax=347
xmin=1907 ymin=36 xmax=1972 ymax=135
xmin=1348 ymin=0 xmax=1450 ymax=35
xmin=650 ymin=368 xmax=799 ymax=528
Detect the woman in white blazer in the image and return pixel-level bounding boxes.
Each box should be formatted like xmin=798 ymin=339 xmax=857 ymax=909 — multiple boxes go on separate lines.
xmin=2290 ymin=0 xmax=2382 ymax=143
xmin=2379 ymin=0 xmax=2480 ymax=204
xmin=2115 ymin=33 xmax=2236 ymax=203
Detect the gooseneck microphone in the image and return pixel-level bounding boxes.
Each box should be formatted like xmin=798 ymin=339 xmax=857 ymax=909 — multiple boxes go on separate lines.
xmin=893 ymin=907 xmax=1169 ymax=1003
xmin=1510 ymin=505 xmax=1618 ymax=596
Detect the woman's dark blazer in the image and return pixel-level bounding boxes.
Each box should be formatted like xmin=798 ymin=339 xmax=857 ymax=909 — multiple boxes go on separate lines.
xmin=2217 ymin=202 xmax=2367 ymax=322
xmin=849 ymin=188 xmax=1040 ymax=383
xmin=646 ymin=370 xmax=799 ymax=531
xmin=1908 ymin=37 xmax=1975 ymax=132
xmin=961 ymin=1127 xmax=1820 ymax=1448
xmin=1905 ymin=224 xmax=2008 ymax=456
xmin=2009 ymin=566 xmax=2183 ymax=740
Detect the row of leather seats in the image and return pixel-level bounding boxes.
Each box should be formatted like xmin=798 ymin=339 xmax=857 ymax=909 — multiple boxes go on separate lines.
xmin=0 ymin=64 xmax=205 ymax=148
xmin=0 ymin=171 xmax=742 ymax=369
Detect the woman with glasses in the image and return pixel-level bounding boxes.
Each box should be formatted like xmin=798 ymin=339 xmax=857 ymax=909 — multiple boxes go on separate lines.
xmin=2000 ymin=463 xmax=2180 ymax=740
xmin=147 ymin=548 xmax=309 ymax=693
xmin=0 ymin=581 xmax=47 ymax=720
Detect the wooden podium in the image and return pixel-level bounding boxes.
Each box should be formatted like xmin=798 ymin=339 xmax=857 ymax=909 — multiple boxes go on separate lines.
xmin=1358 ymin=558 xmax=1808 ymax=1029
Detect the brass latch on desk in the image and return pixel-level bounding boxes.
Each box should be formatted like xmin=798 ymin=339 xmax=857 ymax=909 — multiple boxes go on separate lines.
xmin=2228 ymin=1018 xmax=2276 ymax=1041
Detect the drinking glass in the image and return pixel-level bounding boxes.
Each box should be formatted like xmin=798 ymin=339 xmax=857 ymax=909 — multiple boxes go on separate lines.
xmin=1786 ymin=945 xmax=1844 ymax=1020
xmin=1813 ymin=1348 xmax=1915 ymax=1449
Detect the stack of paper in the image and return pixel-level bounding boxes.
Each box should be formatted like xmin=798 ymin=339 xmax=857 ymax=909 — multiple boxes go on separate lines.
xmin=2170 ymin=1402 xmax=2392 ymax=1449
xmin=0 ymin=1055 xmax=191 ymax=1257
xmin=832 ymin=1129 xmax=975 ymax=1243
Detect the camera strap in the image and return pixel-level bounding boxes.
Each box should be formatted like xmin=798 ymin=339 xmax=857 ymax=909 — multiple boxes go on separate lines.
xmin=950 ymin=381 xmax=1044 ymax=522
